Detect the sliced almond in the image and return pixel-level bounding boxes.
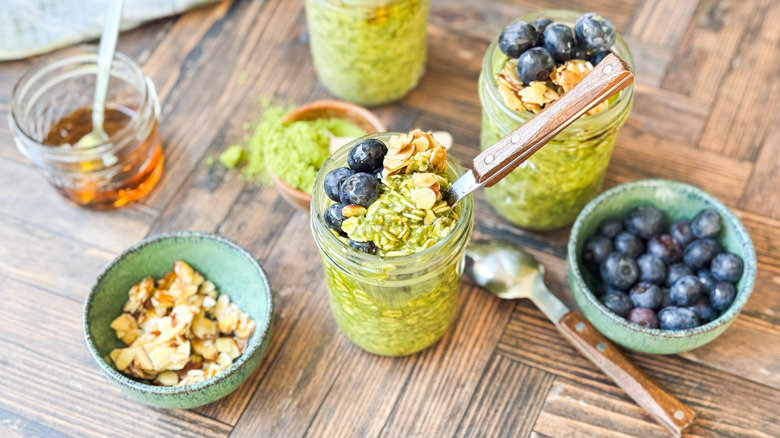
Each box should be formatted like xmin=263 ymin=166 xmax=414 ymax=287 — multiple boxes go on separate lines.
xmin=412 ymin=188 xmax=437 ymax=210
xmin=342 ymin=205 xmax=367 ymax=217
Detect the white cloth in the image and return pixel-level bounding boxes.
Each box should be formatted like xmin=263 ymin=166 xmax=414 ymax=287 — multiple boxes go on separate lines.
xmin=0 ymin=0 xmax=220 ymax=60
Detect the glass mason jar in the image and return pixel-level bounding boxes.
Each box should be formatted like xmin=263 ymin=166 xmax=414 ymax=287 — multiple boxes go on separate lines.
xmin=304 ymin=0 xmax=429 ymax=106
xmin=479 ymin=10 xmax=634 ymax=230
xmin=10 ymin=49 xmax=163 ymax=209
xmin=310 ymin=133 xmax=474 ymax=356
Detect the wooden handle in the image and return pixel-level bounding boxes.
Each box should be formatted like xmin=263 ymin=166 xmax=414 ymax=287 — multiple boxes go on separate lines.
xmin=474 ymin=53 xmax=634 ymax=187
xmin=558 ymin=312 xmax=696 ymax=437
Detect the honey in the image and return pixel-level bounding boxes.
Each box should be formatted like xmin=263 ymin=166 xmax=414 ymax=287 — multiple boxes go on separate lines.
xmin=42 ymin=105 xmax=163 ymax=209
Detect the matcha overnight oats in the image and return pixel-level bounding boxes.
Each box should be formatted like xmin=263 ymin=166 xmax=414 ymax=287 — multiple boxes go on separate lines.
xmin=311 ymin=131 xmax=474 ymax=356
xmin=479 ymin=10 xmax=634 ymax=230
xmin=304 ymin=0 xmax=429 ymax=106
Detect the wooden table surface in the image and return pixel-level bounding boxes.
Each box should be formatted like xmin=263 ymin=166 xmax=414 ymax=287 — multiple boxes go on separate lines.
xmin=2 ymin=0 xmax=780 ymax=437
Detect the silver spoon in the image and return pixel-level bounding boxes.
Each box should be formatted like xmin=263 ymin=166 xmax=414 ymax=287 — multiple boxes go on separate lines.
xmin=76 ymin=0 xmax=124 ymax=148
xmin=465 ymin=240 xmax=695 ymax=437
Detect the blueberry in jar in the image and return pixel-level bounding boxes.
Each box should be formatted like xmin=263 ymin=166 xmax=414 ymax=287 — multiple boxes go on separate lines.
xmin=372 ymin=167 xmax=384 ymax=181
xmin=629 ymin=282 xmax=663 ymax=309
xmin=574 ymin=12 xmax=617 ymax=53
xmin=600 ymin=252 xmax=639 ymax=290
xmin=348 ymin=239 xmax=377 ymax=255
xmin=516 ymin=47 xmax=556 ymax=84
xmin=658 ymin=307 xmax=700 ymax=330
xmin=691 ymin=209 xmax=722 ymax=239
xmin=347 ymin=139 xmax=388 ymax=173
xmin=601 ymin=291 xmax=633 ymax=317
xmin=637 ymin=254 xmax=666 ymax=285
xmin=542 ymin=24 xmax=575 ymax=63
xmin=627 ymin=307 xmax=658 ymax=329
xmin=697 ymin=269 xmax=718 ymax=292
xmin=532 ymin=18 xmax=552 ymax=33
xmin=687 ymin=297 xmax=718 ymax=324
xmin=624 ymin=205 xmax=665 ymax=239
xmin=572 ymin=46 xmax=590 ymax=61
xmin=669 ymin=219 xmax=695 ymax=248
xmin=683 ymin=238 xmax=722 ymax=270
xmin=710 ymin=252 xmax=744 ymax=283
xmin=647 ymin=234 xmax=683 ymax=264
xmin=710 ymin=281 xmax=736 ymax=310
xmin=666 ymin=263 xmax=694 ymax=287
xmin=498 ymin=21 xmax=539 ymax=58
xmin=339 ymin=173 xmax=381 ymax=208
xmin=597 ymin=217 xmax=624 ymax=239
xmin=589 ymin=50 xmax=612 ymax=65
xmin=670 ymin=275 xmax=704 ymax=306
xmin=582 ymin=235 xmax=613 ymax=272
xmin=324 ymin=167 xmax=355 ymax=203
xmin=614 ymin=231 xmax=644 ymax=259
xmin=324 ymin=203 xmax=348 ymax=235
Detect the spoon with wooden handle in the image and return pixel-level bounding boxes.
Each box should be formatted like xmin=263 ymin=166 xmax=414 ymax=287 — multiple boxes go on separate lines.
xmin=443 ymin=53 xmax=633 ymax=206
xmin=466 ymin=240 xmax=696 ymax=437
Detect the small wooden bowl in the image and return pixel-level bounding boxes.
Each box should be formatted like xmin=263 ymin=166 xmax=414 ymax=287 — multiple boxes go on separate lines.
xmin=269 ymin=100 xmax=386 ymax=212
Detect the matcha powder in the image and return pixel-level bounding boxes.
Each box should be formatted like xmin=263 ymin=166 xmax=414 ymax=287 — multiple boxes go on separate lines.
xmin=219 ymin=103 xmax=365 ymax=195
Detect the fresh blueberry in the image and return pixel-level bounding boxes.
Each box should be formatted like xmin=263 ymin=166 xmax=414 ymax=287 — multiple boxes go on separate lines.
xmin=339 ymin=173 xmax=380 ymax=208
xmin=658 ymin=307 xmax=700 ymax=330
xmin=532 ymin=18 xmax=553 ymax=33
xmin=347 ymin=139 xmax=388 ymax=173
xmin=624 ymin=205 xmax=666 ymax=239
xmin=627 ymin=307 xmax=659 ymax=329
xmin=697 ymin=269 xmax=717 ymax=292
xmin=646 ymin=234 xmax=682 ymax=264
xmin=687 ymin=297 xmax=718 ymax=324
xmin=324 ymin=167 xmax=355 ymax=203
xmin=572 ymin=46 xmax=590 ymax=60
xmin=516 ymin=47 xmax=556 ymax=84
xmin=600 ymin=252 xmax=639 ymax=290
xmin=324 ymin=203 xmax=347 ymax=236
xmin=348 ymin=240 xmax=377 ymax=255
xmin=637 ymin=254 xmax=666 ymax=284
xmin=574 ymin=12 xmax=617 ymax=53
xmin=691 ymin=209 xmax=722 ymax=239
xmin=589 ymin=50 xmax=612 ymax=65
xmin=598 ymin=217 xmax=624 ymax=239
xmin=660 ymin=287 xmax=673 ymax=308
xmin=683 ymin=238 xmax=721 ymax=270
xmin=710 ymin=252 xmax=744 ymax=283
xmin=582 ymin=235 xmax=613 ymax=272
xmin=669 ymin=219 xmax=695 ymax=248
xmin=670 ymin=275 xmax=704 ymax=306
xmin=372 ymin=167 xmax=384 ymax=181
xmin=601 ymin=291 xmax=633 ymax=317
xmin=710 ymin=281 xmax=736 ymax=311
xmin=542 ymin=23 xmax=575 ymax=63
xmin=498 ymin=21 xmax=539 ymax=58
xmin=629 ymin=282 xmax=663 ymax=309
xmin=665 ymin=263 xmax=694 ymax=287
xmin=614 ymin=232 xmax=644 ymax=259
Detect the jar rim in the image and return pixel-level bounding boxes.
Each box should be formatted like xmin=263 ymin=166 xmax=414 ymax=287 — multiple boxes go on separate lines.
xmin=481 ymin=9 xmax=635 ymax=134
xmin=9 ymin=49 xmax=157 ymax=157
xmin=310 ymin=132 xmax=474 ymax=275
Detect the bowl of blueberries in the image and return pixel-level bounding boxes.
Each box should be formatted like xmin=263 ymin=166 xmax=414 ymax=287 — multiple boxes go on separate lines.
xmin=567 ymin=179 xmax=756 ymax=354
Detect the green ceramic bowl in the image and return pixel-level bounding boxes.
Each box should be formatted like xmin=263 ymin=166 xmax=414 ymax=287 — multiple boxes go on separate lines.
xmin=83 ymin=232 xmax=273 ymax=409
xmin=567 ymin=179 xmax=756 ymax=354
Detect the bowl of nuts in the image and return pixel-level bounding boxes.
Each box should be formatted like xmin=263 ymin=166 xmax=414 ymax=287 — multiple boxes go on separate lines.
xmin=83 ymin=232 xmax=273 ymax=409
xmin=567 ymin=179 xmax=756 ymax=355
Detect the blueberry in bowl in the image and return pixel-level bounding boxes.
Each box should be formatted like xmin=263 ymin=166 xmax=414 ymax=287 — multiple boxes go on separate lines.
xmin=568 ymin=179 xmax=756 ymax=355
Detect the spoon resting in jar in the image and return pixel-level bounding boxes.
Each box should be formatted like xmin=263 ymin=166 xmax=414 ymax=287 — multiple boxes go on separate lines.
xmin=465 ymin=240 xmax=696 ymax=437
xmin=443 ymin=53 xmax=633 ymax=206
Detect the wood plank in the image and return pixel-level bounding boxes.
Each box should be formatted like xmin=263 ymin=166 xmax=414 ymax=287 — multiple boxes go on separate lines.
xmin=497 ymin=302 xmax=780 ymax=437
xmin=116 ymin=17 xmax=177 ymax=64
xmin=455 ymin=355 xmax=555 ymax=438
xmin=0 ymin=158 xmax=155 ymax=253
xmin=626 ymin=0 xmax=700 ymax=48
xmin=739 ymin=111 xmax=780 ymax=219
xmin=0 ymin=405 xmax=70 ymax=438
xmin=623 ymin=84 xmax=710 ymax=145
xmin=0 ymin=340 xmax=232 ymax=438
xmin=621 ymin=36 xmax=673 ymax=88
xmin=735 ymin=210 xmax=780 ymax=273
xmin=697 ymin=0 xmax=780 ymax=160
xmin=378 ymin=285 xmax=514 ymax=437
xmin=662 ymin=0 xmax=758 ymax=104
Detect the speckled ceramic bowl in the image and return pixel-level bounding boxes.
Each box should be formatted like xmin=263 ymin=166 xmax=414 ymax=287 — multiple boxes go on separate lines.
xmin=83 ymin=232 xmax=273 ymax=409
xmin=567 ymin=179 xmax=756 ymax=354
